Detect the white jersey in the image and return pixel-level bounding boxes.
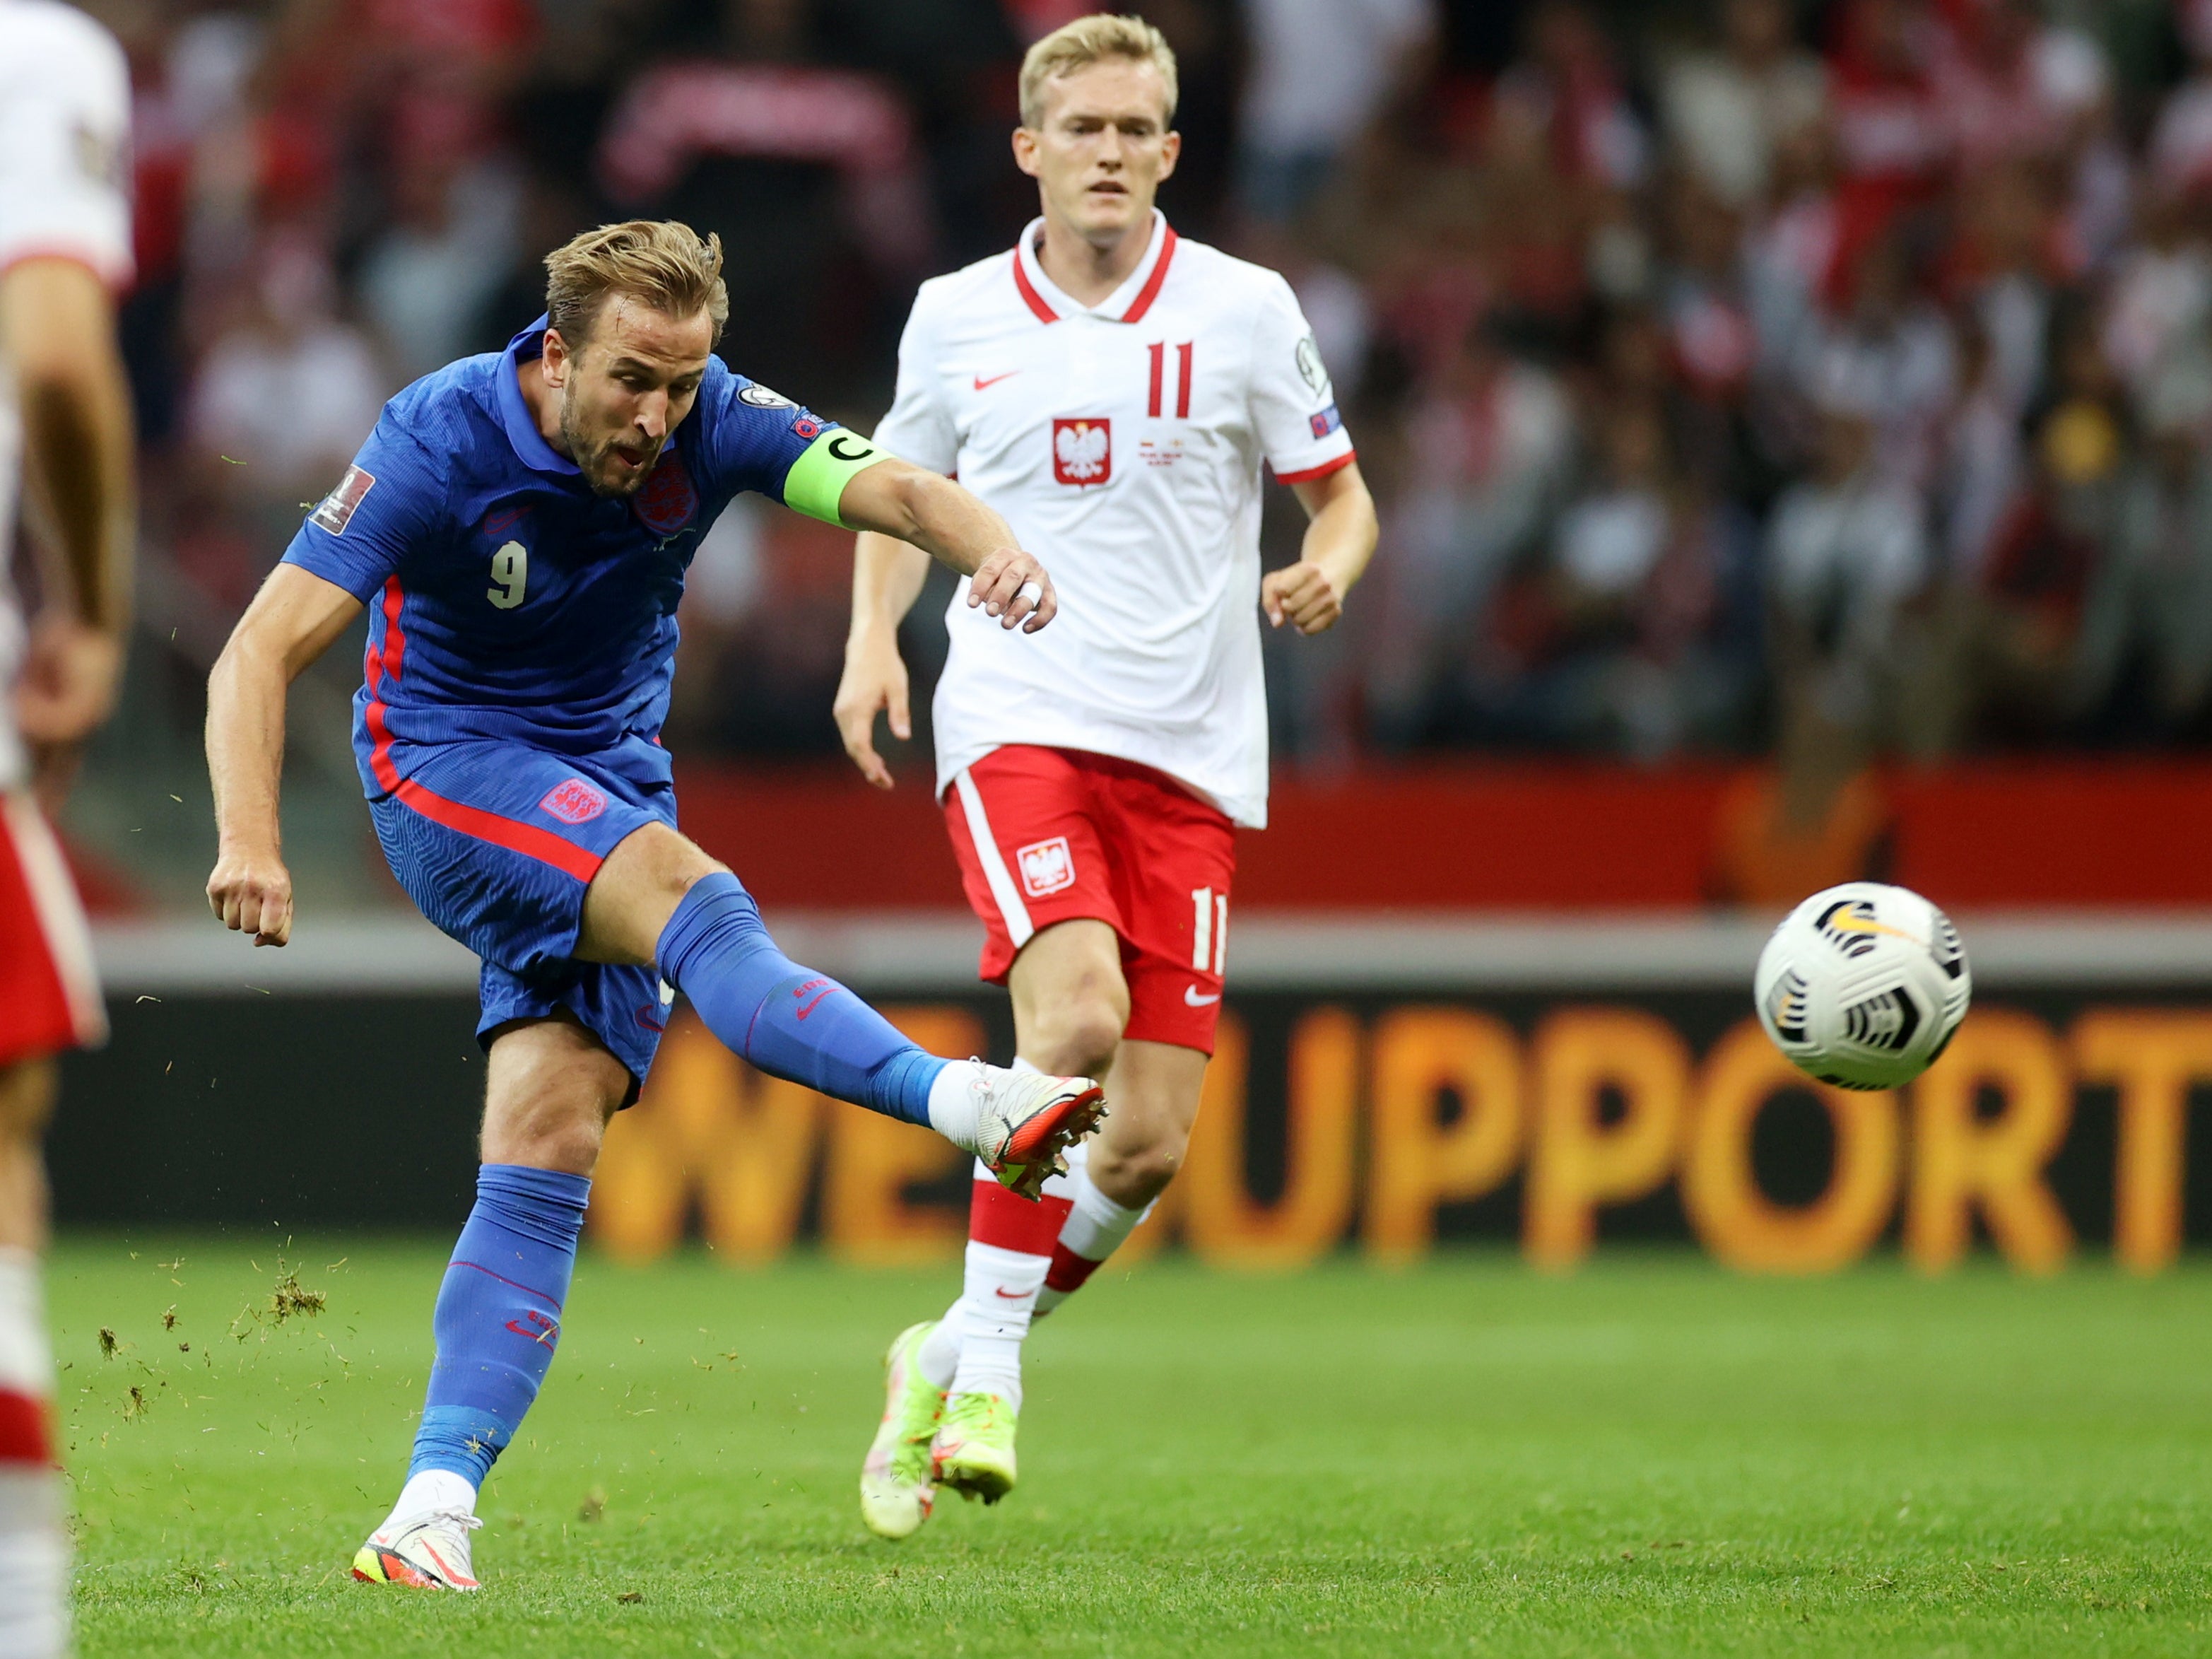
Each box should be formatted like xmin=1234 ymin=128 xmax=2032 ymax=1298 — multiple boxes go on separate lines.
xmin=873 ymin=212 xmax=1355 ymax=828
xmin=0 ymin=0 xmax=134 ymax=790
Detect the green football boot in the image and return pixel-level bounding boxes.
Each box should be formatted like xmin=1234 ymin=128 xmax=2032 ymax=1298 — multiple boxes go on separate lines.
xmin=931 ymin=1390 xmax=1018 ymax=1504
xmin=859 ymin=1322 xmax=946 ymax=1540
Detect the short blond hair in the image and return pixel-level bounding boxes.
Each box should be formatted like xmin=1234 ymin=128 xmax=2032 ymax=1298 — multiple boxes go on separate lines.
xmin=544 ymin=220 xmax=730 ymax=348
xmin=1018 ymin=14 xmax=1178 ymax=129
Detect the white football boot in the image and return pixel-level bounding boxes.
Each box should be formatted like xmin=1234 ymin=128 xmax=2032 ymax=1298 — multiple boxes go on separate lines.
xmin=351 ymin=1508 xmax=483 ymax=1591
xmin=957 ymin=1067 xmax=1107 ymax=1200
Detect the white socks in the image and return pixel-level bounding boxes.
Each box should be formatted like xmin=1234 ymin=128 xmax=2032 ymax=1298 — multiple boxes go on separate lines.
xmin=944 ymin=1243 xmax=1048 ymax=1412
xmin=922 ymin=1057 xmax=1066 ymax=1409
xmin=924 ymin=1060 xmax=989 ymax=1148
xmin=926 ymin=1126 xmax=1160 ymax=1406
xmin=0 ymin=1248 xmax=64 ymax=1659
xmin=917 ymin=1311 xmax=963 ymax=1392
xmin=0 ymin=1477 xmax=66 ymax=1659
xmin=0 ymin=1250 xmax=52 ymax=1405
xmin=1036 ymin=1161 xmax=1150 ymax=1315
xmin=387 ymin=1467 xmax=477 ymax=1529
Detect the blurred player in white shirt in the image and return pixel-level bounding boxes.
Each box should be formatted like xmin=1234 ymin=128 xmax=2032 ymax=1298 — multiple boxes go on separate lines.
xmin=0 ymin=2 xmax=138 ymax=1649
xmin=835 ymin=15 xmax=1377 ymax=1537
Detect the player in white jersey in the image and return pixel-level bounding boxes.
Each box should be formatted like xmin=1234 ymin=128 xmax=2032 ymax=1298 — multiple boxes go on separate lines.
xmin=0 ymin=1 xmax=138 ymax=1649
xmin=835 ymin=16 xmax=1377 ymax=1535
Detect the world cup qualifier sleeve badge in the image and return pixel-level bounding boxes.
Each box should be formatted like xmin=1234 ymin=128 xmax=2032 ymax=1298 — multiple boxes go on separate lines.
xmin=1052 ymin=418 xmax=1111 ymax=488
xmin=310 ymin=465 xmax=376 ymax=534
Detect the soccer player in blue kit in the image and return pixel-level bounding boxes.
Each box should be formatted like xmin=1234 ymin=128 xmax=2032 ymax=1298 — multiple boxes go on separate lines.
xmin=201 ymin=222 xmax=1107 ymax=1591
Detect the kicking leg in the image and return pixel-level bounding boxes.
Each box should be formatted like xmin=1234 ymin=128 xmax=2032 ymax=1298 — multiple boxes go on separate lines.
xmin=0 ymin=1060 xmax=65 ymax=1658
xmin=581 ymin=823 xmax=1103 ymax=1195
xmin=354 ymin=1016 xmax=621 ymax=1590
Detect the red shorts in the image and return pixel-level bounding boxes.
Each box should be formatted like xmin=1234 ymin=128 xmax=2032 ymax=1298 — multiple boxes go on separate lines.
xmin=943 ymin=746 xmax=1235 ymax=1054
xmin=0 ymin=795 xmax=104 ymax=1069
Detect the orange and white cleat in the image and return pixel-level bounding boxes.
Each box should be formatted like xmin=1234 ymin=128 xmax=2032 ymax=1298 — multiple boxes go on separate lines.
xmin=964 ymin=1067 xmax=1107 ymax=1201
xmin=351 ymin=1508 xmax=483 ymax=1591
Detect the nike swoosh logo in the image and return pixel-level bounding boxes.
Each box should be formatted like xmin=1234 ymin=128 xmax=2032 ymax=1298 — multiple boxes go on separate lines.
xmin=992 ymin=1286 xmax=1028 ymax=1299
xmin=973 ymin=371 xmax=1020 ymax=390
xmin=1831 ymin=913 xmax=1923 ymax=944
xmin=1184 ymin=986 xmax=1222 ymax=1007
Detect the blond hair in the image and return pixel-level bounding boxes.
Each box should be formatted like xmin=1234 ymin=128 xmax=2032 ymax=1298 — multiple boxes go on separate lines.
xmin=1018 ymin=14 xmax=1178 ymax=129
xmin=544 ymin=220 xmax=730 ymax=347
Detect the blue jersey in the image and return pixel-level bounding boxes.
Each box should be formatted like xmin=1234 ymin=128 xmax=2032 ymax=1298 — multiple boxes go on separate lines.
xmin=281 ymin=316 xmax=888 ymax=799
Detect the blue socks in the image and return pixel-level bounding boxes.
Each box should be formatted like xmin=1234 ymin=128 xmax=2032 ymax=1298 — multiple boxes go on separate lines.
xmin=408 ymin=1163 xmax=590 ymax=1489
xmin=656 ymin=871 xmax=945 ymax=1125
xmin=402 ymin=878 xmax=945 ymax=1497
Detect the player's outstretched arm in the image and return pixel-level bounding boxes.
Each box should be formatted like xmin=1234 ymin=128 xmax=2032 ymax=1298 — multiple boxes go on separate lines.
xmin=1263 ymin=461 xmax=1379 ymax=635
xmin=835 ymin=457 xmax=1058 ymax=634
xmin=204 ymin=565 xmax=363 ymax=946
xmin=1 ymin=256 xmax=135 ymax=761
xmin=834 ymin=530 xmax=933 ymax=790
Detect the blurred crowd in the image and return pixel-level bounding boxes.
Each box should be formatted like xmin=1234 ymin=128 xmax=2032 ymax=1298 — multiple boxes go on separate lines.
xmin=76 ymin=0 xmax=2212 ymax=780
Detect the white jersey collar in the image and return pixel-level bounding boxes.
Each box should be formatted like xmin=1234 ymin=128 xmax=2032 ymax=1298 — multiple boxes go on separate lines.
xmin=1011 ymin=210 xmax=1179 ymax=325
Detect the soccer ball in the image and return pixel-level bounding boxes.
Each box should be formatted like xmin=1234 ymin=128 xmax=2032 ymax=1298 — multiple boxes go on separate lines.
xmin=1753 ymin=882 xmax=1972 ymax=1091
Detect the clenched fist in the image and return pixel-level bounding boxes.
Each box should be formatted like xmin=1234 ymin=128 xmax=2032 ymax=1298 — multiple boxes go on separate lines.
xmin=207 ymin=846 xmax=295 ymax=946
xmin=1261 ymin=561 xmax=1346 ymax=635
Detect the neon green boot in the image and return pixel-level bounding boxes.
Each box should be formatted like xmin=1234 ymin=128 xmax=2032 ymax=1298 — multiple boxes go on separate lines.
xmin=859 ymin=1322 xmax=946 ymax=1540
xmin=932 ymin=1390 xmax=1018 ymax=1504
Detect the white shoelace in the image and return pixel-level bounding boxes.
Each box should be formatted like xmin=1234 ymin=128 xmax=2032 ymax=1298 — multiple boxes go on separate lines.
xmin=393 ymin=1506 xmax=482 ymax=1541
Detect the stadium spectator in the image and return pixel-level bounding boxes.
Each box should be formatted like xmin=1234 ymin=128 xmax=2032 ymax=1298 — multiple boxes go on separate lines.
xmin=1935 ymin=0 xmax=2107 ymax=175
xmin=2073 ymin=358 xmax=2212 ymax=739
xmin=1502 ymin=0 xmax=1651 ymax=192
xmin=1763 ymin=363 xmax=1929 ymax=750
xmin=1518 ymin=401 xmax=1724 ymax=755
xmin=1365 ymin=315 xmax=1574 ymax=748
xmin=1934 ymin=310 xmax=2030 ymax=587
xmin=595 ymin=0 xmax=935 ymax=404
xmin=1903 ymin=307 xmax=2104 ymax=754
xmin=1660 ymin=0 xmax=1830 ymax=211
xmin=1811 ymin=230 xmax=1957 ymax=493
xmin=1233 ymin=0 xmax=1438 ymax=224
xmin=1656 ymin=175 xmax=1759 ymax=495
xmin=2148 ymin=14 xmax=2212 ymax=201
xmin=2101 ymin=183 xmax=2212 ymax=422
xmin=186 ymin=233 xmax=387 ymax=537
xmin=1825 ymin=0 xmax=1953 ymax=270
xmin=357 ymin=152 xmax=524 ymax=380
xmin=78 ymin=0 xmax=2212 ymax=809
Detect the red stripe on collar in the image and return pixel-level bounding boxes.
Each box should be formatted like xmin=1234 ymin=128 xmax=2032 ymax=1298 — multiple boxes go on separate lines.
xmin=1118 ymin=223 xmax=1179 ymax=324
xmin=1011 ymin=248 xmax=1059 ymax=324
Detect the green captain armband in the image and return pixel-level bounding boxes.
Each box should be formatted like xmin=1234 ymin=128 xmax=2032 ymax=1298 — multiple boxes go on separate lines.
xmin=782 ymin=429 xmax=893 ymax=527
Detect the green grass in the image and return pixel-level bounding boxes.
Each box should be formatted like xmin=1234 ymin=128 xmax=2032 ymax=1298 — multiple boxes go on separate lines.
xmin=47 ymin=1238 xmax=2212 ymax=1657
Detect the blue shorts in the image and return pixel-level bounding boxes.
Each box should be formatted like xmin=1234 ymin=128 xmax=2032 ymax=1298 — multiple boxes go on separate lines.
xmin=369 ymin=739 xmax=676 ymax=1094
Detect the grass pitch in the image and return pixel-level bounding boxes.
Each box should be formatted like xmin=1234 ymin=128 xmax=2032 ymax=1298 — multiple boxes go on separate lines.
xmin=49 ymin=1238 xmax=2212 ymax=1657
